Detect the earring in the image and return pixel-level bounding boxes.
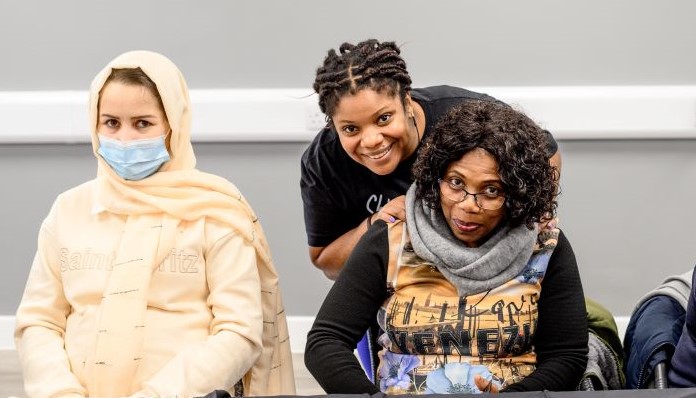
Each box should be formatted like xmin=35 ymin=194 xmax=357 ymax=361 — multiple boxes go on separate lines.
xmin=411 ymin=115 xmax=419 ymax=137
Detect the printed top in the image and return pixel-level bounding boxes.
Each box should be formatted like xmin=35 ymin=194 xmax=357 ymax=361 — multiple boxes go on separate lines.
xmin=305 ymin=220 xmax=588 ymax=394
xmin=376 ymin=223 xmax=558 ymax=393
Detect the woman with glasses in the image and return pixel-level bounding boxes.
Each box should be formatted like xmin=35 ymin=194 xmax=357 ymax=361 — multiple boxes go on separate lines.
xmin=305 ymin=100 xmax=587 ymax=394
xmin=303 ymin=38 xmax=561 ymax=383
xmin=302 ymin=38 xmax=561 ymax=279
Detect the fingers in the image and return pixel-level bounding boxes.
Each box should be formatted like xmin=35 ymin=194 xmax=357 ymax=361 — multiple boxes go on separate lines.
xmin=373 ymin=195 xmax=406 ymax=224
xmin=369 ymin=210 xmax=391 ymax=225
xmin=474 ymin=374 xmax=499 ymax=393
xmin=389 ymin=196 xmax=406 ymax=221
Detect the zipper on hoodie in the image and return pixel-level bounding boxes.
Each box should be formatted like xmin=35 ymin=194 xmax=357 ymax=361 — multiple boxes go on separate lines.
xmin=637 ymin=342 xmax=674 ymax=388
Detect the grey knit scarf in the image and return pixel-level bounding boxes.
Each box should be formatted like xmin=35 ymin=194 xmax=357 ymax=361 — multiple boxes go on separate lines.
xmin=405 ymin=184 xmax=536 ymax=296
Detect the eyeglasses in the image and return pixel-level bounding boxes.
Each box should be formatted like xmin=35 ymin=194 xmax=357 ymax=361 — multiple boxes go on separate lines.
xmin=438 ymin=179 xmax=505 ymax=210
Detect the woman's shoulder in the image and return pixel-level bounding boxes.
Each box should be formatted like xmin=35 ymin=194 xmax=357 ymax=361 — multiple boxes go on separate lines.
xmin=539 ymin=228 xmax=578 ymax=275
xmin=52 ymin=179 xmax=99 ymax=209
xmin=201 ymin=215 xmax=255 ymax=250
xmin=412 ymin=85 xmax=498 ymax=104
xmin=301 ymin=125 xmax=341 ymax=163
xmin=535 ymin=226 xmax=561 ymax=252
xmin=301 ymin=126 xmax=359 ymax=178
xmin=38 ymin=179 xmax=100 ymax=230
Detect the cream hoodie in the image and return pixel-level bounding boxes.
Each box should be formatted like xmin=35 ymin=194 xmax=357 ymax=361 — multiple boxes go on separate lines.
xmin=15 ymin=51 xmax=295 ymax=398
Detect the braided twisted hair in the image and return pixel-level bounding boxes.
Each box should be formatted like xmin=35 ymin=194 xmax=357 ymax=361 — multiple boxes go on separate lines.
xmin=313 ymin=39 xmax=413 ymax=118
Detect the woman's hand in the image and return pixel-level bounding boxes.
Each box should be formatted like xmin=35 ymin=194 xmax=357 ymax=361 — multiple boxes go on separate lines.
xmin=539 ymin=215 xmax=559 ymax=231
xmin=475 ymin=374 xmax=499 ymax=393
xmin=370 ymin=195 xmax=406 ymax=225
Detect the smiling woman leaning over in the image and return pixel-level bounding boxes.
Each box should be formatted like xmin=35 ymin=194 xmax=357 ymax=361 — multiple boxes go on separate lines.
xmin=305 ymin=100 xmax=587 ymax=394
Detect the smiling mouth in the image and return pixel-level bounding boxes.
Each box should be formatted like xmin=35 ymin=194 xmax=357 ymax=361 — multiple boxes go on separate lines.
xmin=364 ymin=144 xmax=393 ymax=160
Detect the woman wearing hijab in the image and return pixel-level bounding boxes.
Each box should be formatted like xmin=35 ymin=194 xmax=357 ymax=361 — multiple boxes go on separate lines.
xmin=14 ymin=51 xmax=295 ymax=398
xmin=305 ymin=100 xmax=587 ymax=394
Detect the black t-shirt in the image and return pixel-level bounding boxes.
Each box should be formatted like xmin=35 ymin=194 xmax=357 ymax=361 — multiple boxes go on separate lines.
xmin=300 ymin=85 xmax=557 ymax=247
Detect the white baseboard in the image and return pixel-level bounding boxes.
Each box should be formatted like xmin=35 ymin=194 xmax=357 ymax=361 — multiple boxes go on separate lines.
xmin=3 ymin=86 xmax=696 ymax=143
xmin=286 ymin=316 xmax=314 ymax=354
xmin=1 ymin=315 xmax=631 ymax=353
xmin=0 ymin=316 xmax=14 ymax=350
xmin=615 ymin=316 xmax=629 ymax=345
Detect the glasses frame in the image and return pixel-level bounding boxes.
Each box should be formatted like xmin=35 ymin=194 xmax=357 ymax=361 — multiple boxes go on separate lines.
xmin=437 ymin=178 xmax=506 ymax=211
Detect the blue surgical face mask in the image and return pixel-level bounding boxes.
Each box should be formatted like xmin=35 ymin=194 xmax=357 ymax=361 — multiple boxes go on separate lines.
xmin=97 ymin=134 xmax=170 ymax=180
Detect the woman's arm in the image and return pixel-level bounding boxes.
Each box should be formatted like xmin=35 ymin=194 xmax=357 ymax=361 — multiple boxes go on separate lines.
xmin=305 ymin=221 xmax=391 ymax=394
xmin=504 ymin=230 xmax=588 ymax=392
xmin=134 ymin=232 xmax=263 ymax=397
xmin=301 ymin=142 xmax=406 ymax=279
xmin=308 ymin=217 xmax=373 ymax=280
xmin=309 ymin=196 xmax=405 ymax=280
xmin=15 ymin=220 xmax=87 ymax=398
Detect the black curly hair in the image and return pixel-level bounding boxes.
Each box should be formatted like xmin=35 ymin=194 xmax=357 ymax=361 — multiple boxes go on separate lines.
xmin=313 ymin=39 xmax=412 ymax=118
xmin=412 ymin=101 xmax=557 ymax=229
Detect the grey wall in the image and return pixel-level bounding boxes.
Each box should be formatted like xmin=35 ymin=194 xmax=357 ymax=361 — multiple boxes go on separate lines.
xmin=559 ymin=140 xmax=696 ymax=314
xmin=3 ymin=0 xmax=696 ymax=318
xmin=3 ymin=0 xmax=696 ymax=90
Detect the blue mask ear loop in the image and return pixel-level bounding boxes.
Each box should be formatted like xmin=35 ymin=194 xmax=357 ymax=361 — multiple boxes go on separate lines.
xmin=164 ymin=129 xmax=172 ymax=153
xmin=159 ymin=129 xmax=173 ymax=172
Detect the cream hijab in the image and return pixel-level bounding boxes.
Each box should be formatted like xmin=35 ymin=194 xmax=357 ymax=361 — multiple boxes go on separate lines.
xmin=88 ymin=50 xmax=294 ymax=396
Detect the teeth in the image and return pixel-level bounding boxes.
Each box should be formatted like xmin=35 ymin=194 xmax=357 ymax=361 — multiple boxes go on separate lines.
xmin=367 ymin=145 xmax=391 ymax=159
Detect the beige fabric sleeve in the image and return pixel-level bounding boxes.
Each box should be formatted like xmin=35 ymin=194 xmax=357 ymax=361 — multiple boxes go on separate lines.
xmin=135 ymin=232 xmax=263 ymax=397
xmin=15 ymin=216 xmax=87 ymax=398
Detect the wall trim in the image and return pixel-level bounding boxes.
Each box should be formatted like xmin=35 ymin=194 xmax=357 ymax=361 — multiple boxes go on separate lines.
xmin=1 ymin=316 xmax=15 ymax=350
xmin=1 ymin=315 xmax=631 ymax=352
xmin=2 ymin=86 xmax=696 ymax=143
